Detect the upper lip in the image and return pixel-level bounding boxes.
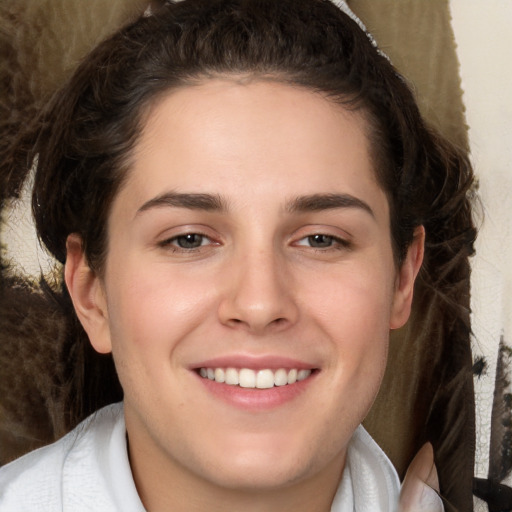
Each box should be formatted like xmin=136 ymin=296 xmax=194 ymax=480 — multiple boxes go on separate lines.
xmin=190 ymin=354 xmax=318 ymax=371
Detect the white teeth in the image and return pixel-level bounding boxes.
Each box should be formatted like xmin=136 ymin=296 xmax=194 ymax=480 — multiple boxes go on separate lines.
xmin=256 ymin=369 xmax=274 ymax=389
xmin=287 ymin=369 xmax=298 ymax=384
xmin=297 ymin=369 xmax=310 ymax=381
xmin=198 ymin=367 xmax=313 ymax=388
xmin=239 ymin=369 xmax=256 ymax=388
xmin=225 ymin=367 xmax=239 ymax=385
xmin=274 ymin=368 xmax=288 ymax=387
xmin=214 ymin=368 xmax=225 ymax=383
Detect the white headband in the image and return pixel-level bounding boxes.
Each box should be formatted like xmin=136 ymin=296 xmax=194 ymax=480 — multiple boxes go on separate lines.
xmin=330 ymin=0 xmax=388 ymax=58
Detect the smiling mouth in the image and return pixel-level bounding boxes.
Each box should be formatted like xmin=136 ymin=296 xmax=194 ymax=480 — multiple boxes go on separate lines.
xmin=197 ymin=367 xmax=314 ymax=389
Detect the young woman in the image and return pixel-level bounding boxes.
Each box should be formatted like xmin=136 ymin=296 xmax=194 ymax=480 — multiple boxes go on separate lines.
xmin=0 ymin=0 xmax=475 ymax=510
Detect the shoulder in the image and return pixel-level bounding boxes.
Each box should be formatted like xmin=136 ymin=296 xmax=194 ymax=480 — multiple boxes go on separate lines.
xmin=0 ymin=432 xmax=70 ymax=511
xmin=0 ymin=403 xmax=126 ymax=512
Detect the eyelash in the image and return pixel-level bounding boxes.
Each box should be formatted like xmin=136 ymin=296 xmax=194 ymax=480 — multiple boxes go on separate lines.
xmin=158 ymin=233 xmax=214 ymax=252
xmin=158 ymin=232 xmax=351 ymax=254
xmin=294 ymin=234 xmax=351 ymax=251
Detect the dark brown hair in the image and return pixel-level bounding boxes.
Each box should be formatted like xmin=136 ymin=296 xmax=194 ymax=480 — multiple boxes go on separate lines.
xmin=3 ymin=0 xmax=476 ymax=504
xmin=29 ymin=0 xmax=473 ymax=272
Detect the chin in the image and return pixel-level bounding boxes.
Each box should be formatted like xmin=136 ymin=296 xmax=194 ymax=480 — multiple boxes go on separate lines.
xmin=191 ymin=431 xmax=339 ymax=492
xmin=201 ymin=457 xmax=312 ymax=492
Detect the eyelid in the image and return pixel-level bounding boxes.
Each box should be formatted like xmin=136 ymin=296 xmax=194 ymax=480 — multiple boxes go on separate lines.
xmin=156 ymin=225 xmax=222 ymax=251
xmin=290 ymin=225 xmax=353 ymax=247
xmin=293 ymin=234 xmax=351 ymax=250
xmin=161 ymin=233 xmax=211 ymax=248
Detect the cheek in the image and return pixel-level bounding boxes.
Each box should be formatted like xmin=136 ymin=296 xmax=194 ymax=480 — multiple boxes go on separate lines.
xmin=103 ymin=262 xmax=221 ymax=407
xmin=104 ymin=260 xmax=219 ymax=356
xmin=301 ymin=260 xmax=396 ymax=333
xmin=300 ymin=262 xmax=394 ymax=392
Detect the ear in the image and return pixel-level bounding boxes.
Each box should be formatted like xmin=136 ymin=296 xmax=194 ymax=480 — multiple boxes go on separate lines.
xmin=390 ymin=226 xmax=425 ymax=329
xmin=64 ymin=234 xmax=112 ymax=354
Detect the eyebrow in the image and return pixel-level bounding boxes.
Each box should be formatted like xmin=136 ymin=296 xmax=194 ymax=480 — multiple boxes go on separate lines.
xmin=286 ymin=193 xmax=375 ymax=217
xmin=136 ymin=192 xmax=227 ymax=215
xmin=136 ymin=191 xmax=374 ymax=218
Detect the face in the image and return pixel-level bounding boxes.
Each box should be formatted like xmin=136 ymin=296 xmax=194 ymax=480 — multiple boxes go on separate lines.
xmin=66 ymin=80 xmax=422 ymax=503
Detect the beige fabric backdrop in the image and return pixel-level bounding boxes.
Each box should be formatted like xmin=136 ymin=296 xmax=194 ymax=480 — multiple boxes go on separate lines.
xmin=348 ymin=3 xmax=474 ymax=511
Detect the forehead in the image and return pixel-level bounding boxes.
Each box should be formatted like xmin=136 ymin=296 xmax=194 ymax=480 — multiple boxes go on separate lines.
xmin=115 ymin=79 xmax=388 ymax=223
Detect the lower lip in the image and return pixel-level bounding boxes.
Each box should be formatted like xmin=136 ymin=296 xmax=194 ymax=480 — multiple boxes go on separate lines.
xmin=195 ymin=372 xmax=317 ymax=411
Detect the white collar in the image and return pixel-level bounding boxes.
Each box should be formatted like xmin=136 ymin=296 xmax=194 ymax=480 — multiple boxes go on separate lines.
xmin=63 ymin=404 xmax=399 ymax=511
xmin=331 ymin=425 xmax=400 ymax=511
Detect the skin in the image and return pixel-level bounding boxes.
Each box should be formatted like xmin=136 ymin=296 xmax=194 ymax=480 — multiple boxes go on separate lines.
xmin=65 ymin=79 xmax=424 ymax=512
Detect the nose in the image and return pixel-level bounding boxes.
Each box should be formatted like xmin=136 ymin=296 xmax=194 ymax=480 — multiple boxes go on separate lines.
xmin=217 ymin=248 xmax=299 ymax=335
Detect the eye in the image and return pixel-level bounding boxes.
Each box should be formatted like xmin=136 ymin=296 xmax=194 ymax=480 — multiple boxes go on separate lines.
xmin=160 ymin=233 xmax=212 ymax=250
xmin=175 ymin=233 xmax=207 ymax=248
xmin=304 ymin=234 xmax=334 ymax=248
xmin=295 ymin=234 xmax=349 ymax=249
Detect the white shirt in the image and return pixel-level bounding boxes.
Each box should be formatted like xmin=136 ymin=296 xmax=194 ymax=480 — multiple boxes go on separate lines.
xmin=0 ymin=402 xmax=400 ymax=511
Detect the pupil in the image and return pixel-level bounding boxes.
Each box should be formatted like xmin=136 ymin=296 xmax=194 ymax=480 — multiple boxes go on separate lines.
xmin=309 ymin=234 xmax=332 ymax=248
xmin=178 ymin=234 xmax=202 ymax=248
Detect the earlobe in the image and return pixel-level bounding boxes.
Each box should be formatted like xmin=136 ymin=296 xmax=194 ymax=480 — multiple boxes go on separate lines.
xmin=389 ymin=226 xmax=425 ymax=330
xmin=64 ymin=234 xmax=112 ymax=354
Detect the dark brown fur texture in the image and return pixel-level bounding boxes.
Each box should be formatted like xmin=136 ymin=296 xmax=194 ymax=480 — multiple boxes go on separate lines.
xmin=0 ymin=271 xmax=69 ymax=463
xmin=0 ymin=0 xmax=146 ymax=464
